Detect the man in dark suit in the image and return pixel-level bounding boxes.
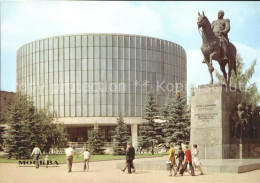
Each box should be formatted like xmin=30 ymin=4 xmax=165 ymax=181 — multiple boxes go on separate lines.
xmin=176 ymin=146 xmax=184 ymax=172
xmin=125 ymin=142 xmax=135 ymax=174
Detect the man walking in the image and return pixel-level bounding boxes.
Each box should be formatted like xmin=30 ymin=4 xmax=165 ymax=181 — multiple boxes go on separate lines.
xmin=31 ymin=145 xmax=42 ymax=168
xmin=176 ymin=146 xmax=184 ymax=172
xmin=123 ymin=142 xmax=135 ymax=174
xmin=65 ymin=145 xmax=75 ymax=173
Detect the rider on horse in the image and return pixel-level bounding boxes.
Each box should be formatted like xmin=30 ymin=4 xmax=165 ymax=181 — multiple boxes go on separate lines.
xmin=203 ymin=10 xmax=230 ymax=63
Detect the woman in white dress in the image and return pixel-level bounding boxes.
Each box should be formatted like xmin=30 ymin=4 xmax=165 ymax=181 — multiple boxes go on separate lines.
xmin=191 ymin=144 xmax=203 ymax=175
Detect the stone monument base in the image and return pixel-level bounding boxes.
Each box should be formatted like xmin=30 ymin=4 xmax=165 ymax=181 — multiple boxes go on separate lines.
xmin=190 ymin=84 xmax=260 ymax=159
xmin=191 ymin=84 xmax=243 ymax=159
xmin=200 ymin=159 xmax=260 ymax=173
xmin=116 ymin=158 xmax=260 ymax=173
xmin=230 ymin=139 xmax=260 ymax=159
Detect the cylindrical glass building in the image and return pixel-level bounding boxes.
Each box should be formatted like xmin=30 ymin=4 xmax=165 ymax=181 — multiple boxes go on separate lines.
xmin=17 ymin=33 xmax=187 ymax=146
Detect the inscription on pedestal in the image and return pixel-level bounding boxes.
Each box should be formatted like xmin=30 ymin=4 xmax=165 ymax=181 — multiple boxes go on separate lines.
xmin=191 ymin=84 xmax=244 ymax=159
xmin=194 ymin=104 xmax=218 ymax=123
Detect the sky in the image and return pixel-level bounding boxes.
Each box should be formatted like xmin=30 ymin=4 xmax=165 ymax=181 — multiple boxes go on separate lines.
xmin=1 ymin=1 xmax=260 ymax=95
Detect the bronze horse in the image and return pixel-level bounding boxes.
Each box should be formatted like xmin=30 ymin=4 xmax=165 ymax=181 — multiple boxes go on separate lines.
xmin=197 ymin=11 xmax=237 ymax=86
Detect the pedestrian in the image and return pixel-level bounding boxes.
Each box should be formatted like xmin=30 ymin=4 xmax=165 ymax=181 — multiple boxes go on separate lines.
xmin=30 ymin=145 xmax=42 ymax=168
xmin=192 ymin=144 xmax=203 ymax=175
xmin=179 ymin=145 xmax=195 ymax=176
xmin=176 ymin=146 xmax=184 ymax=172
xmin=121 ymin=142 xmax=135 ymax=174
xmin=44 ymin=155 xmax=50 ymax=168
xmin=65 ymin=145 xmax=75 ymax=173
xmin=121 ymin=144 xmax=134 ymax=173
xmin=80 ymin=148 xmax=91 ymax=172
xmin=121 ymin=160 xmax=136 ymax=173
xmin=168 ymin=143 xmax=177 ymax=176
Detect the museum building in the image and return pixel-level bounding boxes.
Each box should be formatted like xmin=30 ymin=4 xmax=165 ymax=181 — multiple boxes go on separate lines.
xmin=16 ymin=33 xmax=187 ymax=148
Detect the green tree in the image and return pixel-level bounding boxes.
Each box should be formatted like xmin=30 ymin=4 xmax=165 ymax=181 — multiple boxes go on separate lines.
xmin=88 ymin=123 xmax=105 ymax=155
xmin=154 ymin=121 xmax=165 ymax=147
xmin=165 ymin=92 xmax=190 ymax=145
xmin=188 ymin=83 xmax=197 ymax=105
xmin=43 ymin=119 xmax=68 ymax=153
xmin=162 ymin=94 xmax=171 ymax=119
xmin=0 ymin=114 xmax=6 ymax=124
xmin=4 ymin=95 xmax=30 ymax=159
xmin=112 ymin=113 xmax=130 ymax=155
xmin=23 ymin=102 xmax=41 ymax=151
xmin=4 ymin=93 xmax=68 ymax=158
xmin=22 ymin=98 xmax=67 ymax=153
xmin=139 ymin=92 xmax=161 ymax=155
xmin=35 ymin=109 xmax=67 ymax=153
xmin=215 ymin=53 xmax=260 ymax=107
xmin=162 ymin=97 xmax=176 ymax=144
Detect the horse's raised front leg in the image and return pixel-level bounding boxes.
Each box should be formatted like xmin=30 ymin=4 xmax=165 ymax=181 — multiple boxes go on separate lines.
xmin=208 ymin=52 xmax=217 ymax=72
xmin=209 ymin=50 xmax=219 ymax=67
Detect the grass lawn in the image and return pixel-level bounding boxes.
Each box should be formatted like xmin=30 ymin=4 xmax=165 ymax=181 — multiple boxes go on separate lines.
xmin=0 ymin=153 xmax=167 ymax=164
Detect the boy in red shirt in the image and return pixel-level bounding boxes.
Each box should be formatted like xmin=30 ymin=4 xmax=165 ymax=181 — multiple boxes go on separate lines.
xmin=179 ymin=145 xmax=195 ymax=176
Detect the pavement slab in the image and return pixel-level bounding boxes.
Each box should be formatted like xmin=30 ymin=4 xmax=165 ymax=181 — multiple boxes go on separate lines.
xmin=1 ymin=157 xmax=260 ymax=183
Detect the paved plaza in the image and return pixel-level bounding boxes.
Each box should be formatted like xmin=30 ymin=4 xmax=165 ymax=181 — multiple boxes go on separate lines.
xmin=121 ymin=158 xmax=260 ymax=173
xmin=0 ymin=157 xmax=260 ymax=183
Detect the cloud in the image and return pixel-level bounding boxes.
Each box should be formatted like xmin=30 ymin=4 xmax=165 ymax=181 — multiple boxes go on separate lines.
xmin=2 ymin=1 xmax=163 ymax=47
xmin=1 ymin=1 xmax=260 ymax=93
xmin=234 ymin=42 xmax=260 ymax=64
xmin=1 ymin=1 xmax=163 ymax=92
xmin=165 ymin=1 xmax=260 ymax=36
xmin=234 ymin=42 xmax=260 ymax=89
xmin=187 ymin=50 xmax=209 ymax=87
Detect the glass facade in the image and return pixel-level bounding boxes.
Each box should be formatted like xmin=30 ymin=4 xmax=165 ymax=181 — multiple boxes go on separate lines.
xmin=17 ymin=33 xmax=187 ymax=117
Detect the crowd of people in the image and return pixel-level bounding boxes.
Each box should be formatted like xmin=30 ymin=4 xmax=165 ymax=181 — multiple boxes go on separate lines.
xmin=30 ymin=142 xmax=203 ymax=176
xmin=168 ymin=143 xmax=203 ymax=176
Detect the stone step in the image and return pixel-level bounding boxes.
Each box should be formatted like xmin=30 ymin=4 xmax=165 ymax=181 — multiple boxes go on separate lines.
xmin=116 ymin=159 xmax=260 ymax=173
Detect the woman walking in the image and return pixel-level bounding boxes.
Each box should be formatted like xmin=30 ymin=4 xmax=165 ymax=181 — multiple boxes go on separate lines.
xmin=168 ymin=143 xmax=177 ymax=176
xmin=179 ymin=145 xmax=195 ymax=176
xmin=192 ymin=144 xmax=203 ymax=175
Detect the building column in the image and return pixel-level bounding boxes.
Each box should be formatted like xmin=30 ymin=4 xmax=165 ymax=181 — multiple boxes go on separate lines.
xmin=131 ymin=124 xmax=138 ymax=149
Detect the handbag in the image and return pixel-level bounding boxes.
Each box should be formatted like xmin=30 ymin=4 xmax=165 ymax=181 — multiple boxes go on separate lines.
xmin=166 ymin=161 xmax=172 ymax=170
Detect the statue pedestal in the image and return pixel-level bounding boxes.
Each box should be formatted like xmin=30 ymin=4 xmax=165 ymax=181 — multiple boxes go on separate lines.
xmin=190 ymin=84 xmax=242 ymax=159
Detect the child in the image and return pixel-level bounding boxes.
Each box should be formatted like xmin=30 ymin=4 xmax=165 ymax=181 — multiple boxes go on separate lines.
xmin=44 ymin=155 xmax=50 ymax=168
xmin=80 ymin=149 xmax=91 ymax=172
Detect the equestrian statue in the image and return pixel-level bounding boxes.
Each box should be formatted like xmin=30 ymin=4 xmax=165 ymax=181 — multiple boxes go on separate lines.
xmin=197 ymin=10 xmax=237 ymax=86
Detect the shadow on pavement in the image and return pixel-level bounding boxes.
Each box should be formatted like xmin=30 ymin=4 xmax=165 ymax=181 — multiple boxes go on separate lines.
xmin=132 ymin=171 xmax=150 ymax=174
xmin=171 ymin=172 xmax=213 ymax=178
xmin=69 ymin=170 xmax=102 ymax=173
xmin=85 ymin=170 xmax=103 ymax=172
